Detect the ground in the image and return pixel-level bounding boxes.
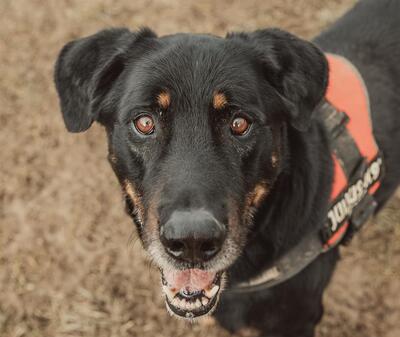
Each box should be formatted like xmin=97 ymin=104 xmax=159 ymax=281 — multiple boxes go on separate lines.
xmin=0 ymin=1 xmax=399 ymax=337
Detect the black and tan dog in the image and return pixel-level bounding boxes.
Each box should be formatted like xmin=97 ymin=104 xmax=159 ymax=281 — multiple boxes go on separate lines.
xmin=54 ymin=0 xmax=400 ymax=336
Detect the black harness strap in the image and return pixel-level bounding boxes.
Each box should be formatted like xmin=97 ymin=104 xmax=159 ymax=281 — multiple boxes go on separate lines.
xmin=320 ymin=101 xmax=364 ymax=179
xmin=228 ymin=230 xmax=324 ymax=293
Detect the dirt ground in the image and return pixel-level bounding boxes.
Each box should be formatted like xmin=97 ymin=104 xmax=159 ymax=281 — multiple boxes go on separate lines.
xmin=0 ymin=0 xmax=399 ymax=336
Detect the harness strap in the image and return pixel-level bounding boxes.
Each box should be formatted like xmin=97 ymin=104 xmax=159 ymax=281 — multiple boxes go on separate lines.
xmin=227 ymin=230 xmax=323 ymax=293
xmin=320 ymin=101 xmax=363 ymax=179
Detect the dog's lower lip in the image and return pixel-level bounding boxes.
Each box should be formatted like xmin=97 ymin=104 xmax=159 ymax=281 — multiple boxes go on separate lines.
xmin=161 ymin=271 xmax=223 ymax=319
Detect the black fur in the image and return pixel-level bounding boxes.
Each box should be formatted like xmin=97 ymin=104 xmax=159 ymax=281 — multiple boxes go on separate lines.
xmin=54 ymin=0 xmax=400 ymax=336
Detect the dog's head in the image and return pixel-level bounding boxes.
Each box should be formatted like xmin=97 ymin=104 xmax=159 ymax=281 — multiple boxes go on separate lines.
xmin=54 ymin=27 xmax=327 ymax=319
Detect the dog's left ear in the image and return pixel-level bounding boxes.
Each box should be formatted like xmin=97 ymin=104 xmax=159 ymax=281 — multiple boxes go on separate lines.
xmin=228 ymin=29 xmax=328 ymax=131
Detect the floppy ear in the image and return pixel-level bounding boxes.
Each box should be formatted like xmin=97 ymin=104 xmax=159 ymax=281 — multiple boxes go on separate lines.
xmin=228 ymin=28 xmax=328 ymax=131
xmin=54 ymin=28 xmax=156 ymax=132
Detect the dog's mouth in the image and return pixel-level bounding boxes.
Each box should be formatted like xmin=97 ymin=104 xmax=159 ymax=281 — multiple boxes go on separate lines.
xmin=161 ymin=268 xmax=223 ymax=319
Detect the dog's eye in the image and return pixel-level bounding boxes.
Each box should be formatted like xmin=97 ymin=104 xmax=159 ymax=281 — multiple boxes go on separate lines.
xmin=133 ymin=115 xmax=155 ymax=135
xmin=230 ymin=116 xmax=250 ymax=136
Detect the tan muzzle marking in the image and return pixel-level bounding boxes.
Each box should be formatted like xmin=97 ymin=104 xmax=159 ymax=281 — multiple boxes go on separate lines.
xmin=123 ymin=179 xmax=145 ymax=222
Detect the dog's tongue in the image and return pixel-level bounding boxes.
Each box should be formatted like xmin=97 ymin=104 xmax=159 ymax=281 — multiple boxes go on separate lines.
xmin=164 ymin=269 xmax=215 ymax=292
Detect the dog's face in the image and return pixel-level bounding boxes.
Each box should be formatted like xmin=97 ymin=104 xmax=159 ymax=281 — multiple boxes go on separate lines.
xmin=55 ymin=28 xmax=327 ymax=319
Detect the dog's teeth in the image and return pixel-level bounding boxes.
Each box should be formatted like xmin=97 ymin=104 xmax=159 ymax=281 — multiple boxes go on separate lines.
xmin=210 ymin=285 xmax=219 ymax=297
xmin=171 ymin=297 xmax=180 ymax=307
xmin=205 ymin=285 xmax=219 ymax=298
xmin=201 ymin=297 xmax=209 ymax=306
xmin=195 ymin=299 xmax=201 ymax=308
xmin=185 ymin=301 xmax=191 ymax=310
xmin=180 ymin=298 xmax=187 ymax=309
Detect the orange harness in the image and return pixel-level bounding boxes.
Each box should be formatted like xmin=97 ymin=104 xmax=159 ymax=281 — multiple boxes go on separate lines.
xmin=322 ymin=53 xmax=383 ymax=248
xmin=231 ymin=53 xmax=384 ymax=293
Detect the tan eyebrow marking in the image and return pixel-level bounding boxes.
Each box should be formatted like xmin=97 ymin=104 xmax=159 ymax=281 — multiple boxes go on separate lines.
xmin=157 ymin=91 xmax=171 ymax=109
xmin=213 ymin=92 xmax=228 ymax=110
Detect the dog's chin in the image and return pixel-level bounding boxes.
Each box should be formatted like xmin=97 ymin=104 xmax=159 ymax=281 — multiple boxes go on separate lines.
xmin=160 ymin=268 xmax=224 ymax=320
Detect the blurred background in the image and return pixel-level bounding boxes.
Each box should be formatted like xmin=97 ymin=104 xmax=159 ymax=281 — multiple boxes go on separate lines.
xmin=0 ymin=0 xmax=399 ymax=336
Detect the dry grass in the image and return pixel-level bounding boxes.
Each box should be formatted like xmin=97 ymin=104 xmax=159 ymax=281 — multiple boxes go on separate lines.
xmin=0 ymin=1 xmax=399 ymax=336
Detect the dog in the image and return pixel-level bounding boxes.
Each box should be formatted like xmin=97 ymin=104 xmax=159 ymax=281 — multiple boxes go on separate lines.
xmin=54 ymin=0 xmax=400 ymax=335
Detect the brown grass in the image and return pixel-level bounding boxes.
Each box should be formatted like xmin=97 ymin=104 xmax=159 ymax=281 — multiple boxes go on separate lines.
xmin=1 ymin=1 xmax=399 ymax=336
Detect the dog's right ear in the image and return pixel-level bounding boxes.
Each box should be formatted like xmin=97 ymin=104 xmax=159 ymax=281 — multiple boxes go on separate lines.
xmin=54 ymin=28 xmax=156 ymax=132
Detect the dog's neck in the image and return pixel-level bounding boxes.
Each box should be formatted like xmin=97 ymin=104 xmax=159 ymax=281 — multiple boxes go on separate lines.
xmin=228 ymin=118 xmax=333 ymax=285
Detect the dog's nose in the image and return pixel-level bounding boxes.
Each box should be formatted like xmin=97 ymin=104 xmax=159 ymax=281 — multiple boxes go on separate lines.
xmin=160 ymin=210 xmax=226 ymax=264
